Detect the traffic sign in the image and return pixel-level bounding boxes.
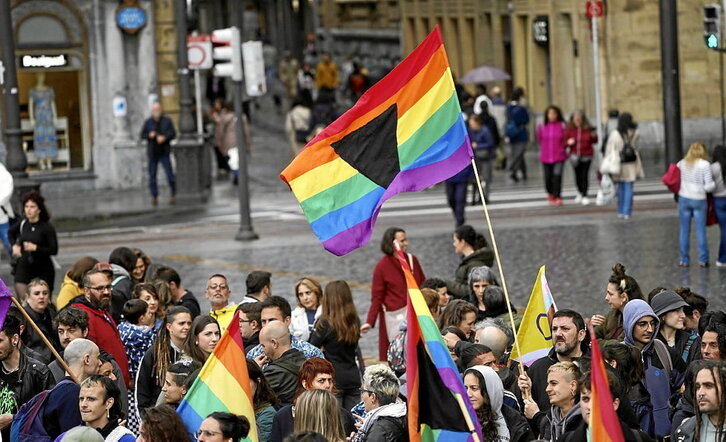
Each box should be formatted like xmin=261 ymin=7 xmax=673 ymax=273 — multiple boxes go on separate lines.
xmin=187 ymin=34 xmax=212 ymax=70
xmin=708 ymin=34 xmax=720 ymax=48
xmin=586 ymin=1 xmax=604 ymax=19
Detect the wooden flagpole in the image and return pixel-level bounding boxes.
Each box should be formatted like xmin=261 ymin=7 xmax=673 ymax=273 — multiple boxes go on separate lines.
xmin=11 ymin=298 xmax=79 ymax=384
xmin=469 ymin=158 xmax=527 ymax=377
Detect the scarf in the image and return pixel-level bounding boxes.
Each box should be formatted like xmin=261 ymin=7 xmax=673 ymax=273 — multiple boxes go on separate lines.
xmin=352 ymin=401 xmax=406 ymax=442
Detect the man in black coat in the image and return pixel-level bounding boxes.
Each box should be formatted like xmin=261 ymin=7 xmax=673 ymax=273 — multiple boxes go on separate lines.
xmin=140 ymin=102 xmax=177 ymax=205
xmin=257 ymin=321 xmax=305 ymax=407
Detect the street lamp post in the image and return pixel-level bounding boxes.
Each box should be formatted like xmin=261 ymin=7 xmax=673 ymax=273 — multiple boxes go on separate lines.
xmin=0 ymin=0 xmax=38 ymax=209
xmin=659 ymin=0 xmax=683 ymax=166
xmin=174 ymin=0 xmax=207 ymax=202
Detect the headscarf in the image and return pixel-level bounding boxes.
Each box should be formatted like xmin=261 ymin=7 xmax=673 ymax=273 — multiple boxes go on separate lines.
xmin=466 ymin=365 xmax=510 ymax=442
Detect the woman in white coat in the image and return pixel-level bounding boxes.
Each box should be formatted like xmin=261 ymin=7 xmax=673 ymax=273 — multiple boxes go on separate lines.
xmin=605 ymin=112 xmax=643 ymax=219
xmin=0 ymin=162 xmax=14 ymax=255
xmin=290 ymin=277 xmax=323 ymax=341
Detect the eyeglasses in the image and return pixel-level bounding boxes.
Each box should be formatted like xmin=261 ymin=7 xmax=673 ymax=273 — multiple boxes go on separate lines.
xmin=87 ymin=285 xmax=113 ymax=292
xmin=195 ymin=429 xmax=223 ymax=438
xmin=239 ymin=319 xmax=251 ymax=323
xmin=359 ymin=388 xmax=373 ymax=395
xmin=207 ymin=284 xmax=229 ymax=290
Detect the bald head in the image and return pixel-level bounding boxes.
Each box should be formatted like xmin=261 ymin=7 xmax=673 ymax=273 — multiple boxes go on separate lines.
xmin=64 ymin=338 xmax=100 ymax=382
xmin=260 ymin=321 xmax=291 ymax=360
xmin=475 ymin=326 xmax=509 ymax=360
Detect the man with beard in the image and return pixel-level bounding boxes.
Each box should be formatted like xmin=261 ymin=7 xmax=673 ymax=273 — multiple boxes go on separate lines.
xmin=71 ymin=266 xmax=130 ymax=387
xmin=623 ymin=299 xmax=686 ymax=439
xmin=518 ymin=309 xmax=589 ymax=411
xmin=675 ymin=361 xmax=726 ymax=442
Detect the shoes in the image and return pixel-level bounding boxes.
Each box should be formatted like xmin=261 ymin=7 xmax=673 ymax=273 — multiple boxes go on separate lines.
xmin=509 ymin=173 xmax=520 ymax=183
xmin=574 ymin=193 xmax=583 ymax=204
xmin=581 ymin=197 xmax=590 ymax=206
xmin=700 ymin=262 xmax=710 ymax=268
xmin=716 ymin=261 xmax=726 ymax=267
xmin=679 ymin=262 xmax=689 ymax=267
xmin=547 ymin=194 xmax=555 ymax=202
xmin=553 ymin=197 xmax=563 ymax=206
xmin=151 ymin=197 xmax=158 ymax=206
xmin=622 ymin=215 xmax=630 ymax=219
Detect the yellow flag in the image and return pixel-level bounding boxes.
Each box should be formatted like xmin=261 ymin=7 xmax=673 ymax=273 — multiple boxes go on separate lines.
xmin=509 ymin=266 xmax=558 ymax=366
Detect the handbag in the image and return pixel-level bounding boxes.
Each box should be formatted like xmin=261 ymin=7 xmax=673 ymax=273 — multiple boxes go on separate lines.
xmin=620 ymin=136 xmax=637 ymax=163
xmin=661 ymin=163 xmax=681 ymax=194
xmin=600 ymin=149 xmax=621 ymax=175
xmin=708 ymin=195 xmax=718 ymax=226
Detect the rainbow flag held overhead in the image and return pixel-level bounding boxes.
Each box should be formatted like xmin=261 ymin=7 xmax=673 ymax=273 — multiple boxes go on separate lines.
xmin=509 ymin=266 xmax=558 ymax=366
xmin=281 ymin=27 xmax=473 ymax=255
xmin=177 ymin=311 xmax=258 ymax=441
xmin=396 ymin=248 xmax=481 ymax=442
xmin=588 ymin=325 xmax=625 ymax=442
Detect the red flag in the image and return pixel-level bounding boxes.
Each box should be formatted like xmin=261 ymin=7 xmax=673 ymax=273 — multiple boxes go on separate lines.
xmin=588 ymin=324 xmax=625 ymax=442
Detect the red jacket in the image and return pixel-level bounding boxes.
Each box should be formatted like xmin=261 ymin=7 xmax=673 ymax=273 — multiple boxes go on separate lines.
xmin=564 ymin=126 xmax=597 ymax=158
xmin=71 ymin=298 xmax=131 ymax=387
xmin=367 ymin=254 xmax=425 ymax=360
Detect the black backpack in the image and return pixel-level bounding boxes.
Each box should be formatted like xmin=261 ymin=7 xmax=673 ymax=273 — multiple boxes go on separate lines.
xmin=620 ymin=135 xmax=637 ymax=163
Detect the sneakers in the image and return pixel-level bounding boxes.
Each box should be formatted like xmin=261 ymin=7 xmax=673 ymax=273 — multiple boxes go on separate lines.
xmin=547 ymin=194 xmax=555 ymax=203
xmin=581 ymin=197 xmax=590 ymax=206
xmin=716 ymin=261 xmax=726 ymax=268
xmin=574 ymin=193 xmax=583 ymax=204
xmin=553 ymin=197 xmax=563 ymax=206
xmin=700 ymin=262 xmax=710 ymax=268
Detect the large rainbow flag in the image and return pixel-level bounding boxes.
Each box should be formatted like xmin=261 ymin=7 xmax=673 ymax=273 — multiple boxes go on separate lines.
xmin=280 ymin=27 xmax=473 ymax=255
xmin=588 ymin=325 xmax=625 ymax=442
xmin=396 ymin=248 xmax=482 ymax=441
xmin=177 ymin=311 xmax=258 ymax=441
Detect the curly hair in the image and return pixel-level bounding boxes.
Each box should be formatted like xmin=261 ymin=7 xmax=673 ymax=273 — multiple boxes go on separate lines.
xmin=22 ymin=190 xmax=50 ymax=222
xmin=139 ymin=405 xmax=190 ymax=442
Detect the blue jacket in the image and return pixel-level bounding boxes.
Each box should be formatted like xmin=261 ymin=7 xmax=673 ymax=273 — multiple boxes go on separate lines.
xmin=140 ymin=115 xmax=176 ymax=156
xmin=623 ymin=300 xmax=684 ymax=439
xmin=469 ymin=126 xmax=495 ymax=160
xmin=506 ymin=104 xmax=529 ymax=143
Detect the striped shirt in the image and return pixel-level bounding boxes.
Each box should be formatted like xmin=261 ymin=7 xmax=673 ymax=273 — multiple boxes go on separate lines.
xmin=678 ymin=159 xmax=715 ymax=200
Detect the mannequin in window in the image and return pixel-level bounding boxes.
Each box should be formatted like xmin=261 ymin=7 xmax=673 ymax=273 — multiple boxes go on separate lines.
xmin=29 ymin=72 xmax=58 ymax=170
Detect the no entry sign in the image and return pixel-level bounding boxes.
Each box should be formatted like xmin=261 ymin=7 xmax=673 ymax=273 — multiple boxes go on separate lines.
xmin=187 ymin=34 xmax=212 ymax=70
xmin=586 ymin=1 xmax=605 ymax=18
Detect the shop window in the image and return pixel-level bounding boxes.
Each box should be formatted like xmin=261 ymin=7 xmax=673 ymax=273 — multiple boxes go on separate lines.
xmin=17 ymin=15 xmax=69 ymax=45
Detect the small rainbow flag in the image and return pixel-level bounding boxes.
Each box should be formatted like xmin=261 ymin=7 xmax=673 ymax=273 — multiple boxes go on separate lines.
xmin=281 ymin=27 xmax=473 ymax=256
xmin=588 ymin=325 xmax=625 ymax=442
xmin=396 ymin=248 xmax=481 ymax=441
xmin=177 ymin=311 xmax=258 ymax=441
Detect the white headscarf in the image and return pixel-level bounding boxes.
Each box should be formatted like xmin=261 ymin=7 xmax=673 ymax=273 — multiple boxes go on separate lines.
xmin=466 ymin=365 xmax=510 ymax=442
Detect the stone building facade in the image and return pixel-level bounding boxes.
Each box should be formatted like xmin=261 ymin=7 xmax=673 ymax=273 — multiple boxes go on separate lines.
xmin=401 ymin=0 xmax=725 ymax=151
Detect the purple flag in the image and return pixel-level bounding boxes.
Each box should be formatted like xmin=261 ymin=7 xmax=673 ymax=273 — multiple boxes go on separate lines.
xmin=0 ymin=279 xmax=15 ymax=329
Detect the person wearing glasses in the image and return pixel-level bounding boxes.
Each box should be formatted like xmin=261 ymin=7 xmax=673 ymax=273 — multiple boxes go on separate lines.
xmin=237 ymin=302 xmax=262 ymax=354
xmin=350 ymin=364 xmax=406 ymax=442
xmin=196 ymin=411 xmax=250 ymax=442
xmin=205 ymin=274 xmax=237 ymax=332
xmin=70 ymin=265 xmax=131 ymax=388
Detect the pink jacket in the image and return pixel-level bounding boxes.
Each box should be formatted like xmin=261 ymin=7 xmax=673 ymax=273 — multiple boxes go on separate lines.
xmin=537 ymin=122 xmax=568 ymax=164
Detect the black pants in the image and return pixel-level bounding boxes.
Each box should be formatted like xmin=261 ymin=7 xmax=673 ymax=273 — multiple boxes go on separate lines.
xmin=573 ymin=158 xmax=592 ymax=196
xmin=543 ymin=161 xmax=564 ymax=198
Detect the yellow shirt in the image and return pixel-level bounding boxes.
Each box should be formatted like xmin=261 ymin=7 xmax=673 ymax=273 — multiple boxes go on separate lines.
xmin=210 ymin=303 xmax=238 ymax=332
xmin=56 ymin=273 xmax=83 ymax=309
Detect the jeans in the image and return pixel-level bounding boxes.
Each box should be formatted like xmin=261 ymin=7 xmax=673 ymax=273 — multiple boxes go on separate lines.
xmin=714 ymin=197 xmax=726 ymax=263
xmin=617 ymin=181 xmax=634 ymax=216
xmin=148 ymin=152 xmax=176 ymax=198
xmin=0 ymin=222 xmax=9 ymax=255
xmin=446 ymin=181 xmax=467 ymax=226
xmin=509 ymin=142 xmax=527 ymax=179
xmin=573 ymin=158 xmax=592 ymax=196
xmin=543 ymin=162 xmax=564 ymax=198
xmin=679 ymin=196 xmax=709 ymax=265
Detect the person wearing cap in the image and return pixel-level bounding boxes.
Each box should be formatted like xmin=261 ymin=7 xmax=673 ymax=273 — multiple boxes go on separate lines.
xmin=650 ymin=290 xmax=699 ymax=363
xmin=70 ymin=265 xmax=131 ymax=387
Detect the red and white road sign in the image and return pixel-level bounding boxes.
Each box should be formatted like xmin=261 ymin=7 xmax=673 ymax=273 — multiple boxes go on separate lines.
xmin=187 ymin=34 xmax=212 ymax=70
xmin=586 ymin=1 xmax=605 ymax=19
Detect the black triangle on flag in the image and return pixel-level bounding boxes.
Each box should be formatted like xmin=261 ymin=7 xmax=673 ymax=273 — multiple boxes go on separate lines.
xmin=331 ymin=103 xmax=400 ymax=189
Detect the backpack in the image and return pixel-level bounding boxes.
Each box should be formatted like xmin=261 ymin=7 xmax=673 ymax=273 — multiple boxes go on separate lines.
xmin=620 ymin=135 xmax=637 ymax=163
xmin=10 ymin=379 xmax=73 ymax=442
xmin=386 ymin=330 xmax=406 ymax=375
xmin=505 ymin=119 xmax=521 ymax=138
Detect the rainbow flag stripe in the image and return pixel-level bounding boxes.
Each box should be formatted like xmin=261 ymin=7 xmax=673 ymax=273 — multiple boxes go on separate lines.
xmin=281 ymin=26 xmax=473 ymax=256
xmin=177 ymin=311 xmax=258 ymax=442
xmin=589 ymin=325 xmax=625 ymax=442
xmin=397 ymin=249 xmax=481 ymax=441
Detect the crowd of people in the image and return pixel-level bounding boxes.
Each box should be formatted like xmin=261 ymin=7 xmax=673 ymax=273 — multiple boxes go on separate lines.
xmin=0 ymin=203 xmax=724 ymax=442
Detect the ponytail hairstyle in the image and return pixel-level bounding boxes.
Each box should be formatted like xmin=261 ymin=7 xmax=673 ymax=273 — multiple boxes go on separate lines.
xmin=153 ymin=306 xmax=191 ymax=386
xmin=454 ymin=225 xmax=488 ymax=251
xmin=207 ymin=412 xmax=251 ymax=440
xmin=606 ymin=264 xmax=642 ymax=332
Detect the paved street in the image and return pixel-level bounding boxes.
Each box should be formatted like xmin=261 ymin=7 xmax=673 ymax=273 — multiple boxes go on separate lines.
xmin=4 ymin=111 xmax=724 ymax=362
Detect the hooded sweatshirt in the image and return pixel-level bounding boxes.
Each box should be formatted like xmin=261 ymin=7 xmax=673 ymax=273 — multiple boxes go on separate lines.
xmin=467 ymin=366 xmax=510 ymax=442
xmin=623 ymin=299 xmax=678 ymax=439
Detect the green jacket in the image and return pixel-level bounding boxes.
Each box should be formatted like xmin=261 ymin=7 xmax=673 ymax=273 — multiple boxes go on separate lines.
xmin=447 ymin=247 xmax=495 ymax=299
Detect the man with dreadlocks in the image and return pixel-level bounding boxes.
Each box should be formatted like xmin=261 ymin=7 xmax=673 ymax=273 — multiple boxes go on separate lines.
xmin=675 ymin=360 xmax=726 ymax=442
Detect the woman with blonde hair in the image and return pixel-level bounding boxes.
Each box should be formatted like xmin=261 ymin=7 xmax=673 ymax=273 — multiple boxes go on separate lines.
xmin=677 ymin=141 xmax=715 ymax=267
xmin=293 ymin=389 xmax=345 ymax=442
xmin=309 ymin=280 xmax=361 ymax=409
xmin=290 ymin=277 xmax=322 ymax=341
xmin=522 ymin=361 xmax=582 ymax=440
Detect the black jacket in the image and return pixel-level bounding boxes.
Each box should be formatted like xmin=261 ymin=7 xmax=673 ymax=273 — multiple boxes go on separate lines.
xmin=243 ymin=331 xmax=260 ymax=355
xmin=177 ymin=291 xmax=200 ymax=318
xmin=140 ymin=115 xmax=176 ymax=156
xmin=269 ymin=403 xmax=357 ymax=442
xmin=446 ymin=247 xmax=495 ymax=299
xmin=363 ymin=415 xmax=408 ymax=442
xmin=263 ymin=349 xmax=306 ymax=407
xmin=309 ymin=319 xmax=361 ymax=390
xmin=135 ymin=343 xmax=184 ymax=415
xmin=502 ymin=404 xmax=535 ymax=442
xmin=22 ymin=302 xmax=60 ymax=364
xmin=558 ymin=419 xmax=655 ymax=442
xmin=110 ymin=271 xmax=133 ymax=324
xmin=528 ymin=347 xmax=591 ymax=411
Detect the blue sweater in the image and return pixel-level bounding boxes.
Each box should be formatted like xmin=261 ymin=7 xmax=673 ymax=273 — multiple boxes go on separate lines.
xmin=43 ymin=377 xmax=82 ymax=439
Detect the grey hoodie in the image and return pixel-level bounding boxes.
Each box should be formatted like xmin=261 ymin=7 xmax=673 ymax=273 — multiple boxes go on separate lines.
xmin=467 ymin=365 xmax=510 ymax=441
xmin=623 ymin=299 xmax=660 ymax=352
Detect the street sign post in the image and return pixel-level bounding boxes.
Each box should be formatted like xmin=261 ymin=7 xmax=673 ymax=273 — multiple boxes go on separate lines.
xmin=585 ymin=1 xmax=604 ymax=19
xmin=587 ymin=1 xmax=605 ymax=152
xmin=187 ymin=34 xmax=213 ymax=70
